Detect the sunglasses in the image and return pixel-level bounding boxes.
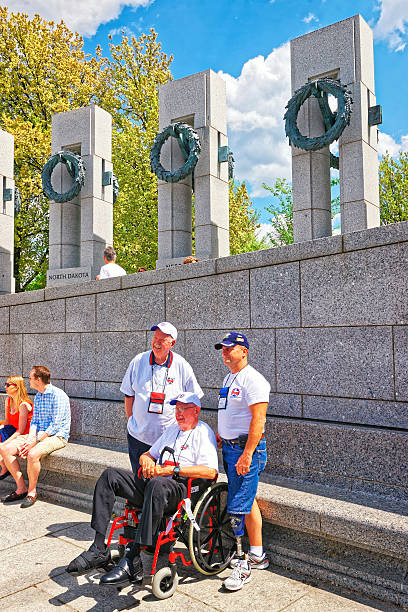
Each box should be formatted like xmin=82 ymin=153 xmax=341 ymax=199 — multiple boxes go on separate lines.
xmin=4 ymin=383 xmax=17 ymax=388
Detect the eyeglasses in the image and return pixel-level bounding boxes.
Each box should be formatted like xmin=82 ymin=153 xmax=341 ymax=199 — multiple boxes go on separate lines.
xmin=175 ymin=404 xmax=195 ymax=413
xmin=4 ymin=383 xmax=16 ymax=388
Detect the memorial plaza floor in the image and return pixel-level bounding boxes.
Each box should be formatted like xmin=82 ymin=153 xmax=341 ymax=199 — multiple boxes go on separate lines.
xmin=0 ymin=496 xmax=402 ymax=612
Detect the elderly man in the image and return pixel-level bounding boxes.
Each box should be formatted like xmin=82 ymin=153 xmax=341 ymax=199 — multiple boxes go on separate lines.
xmin=0 ymin=366 xmax=71 ymax=508
xmin=121 ymin=321 xmax=203 ymax=474
xmin=66 ymin=392 xmax=218 ymax=586
xmin=214 ymin=332 xmax=270 ymax=591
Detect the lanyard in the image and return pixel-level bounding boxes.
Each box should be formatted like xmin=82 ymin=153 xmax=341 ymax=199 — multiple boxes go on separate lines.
xmin=150 ymin=351 xmax=173 ymax=394
xmin=173 ymin=428 xmax=195 ymax=465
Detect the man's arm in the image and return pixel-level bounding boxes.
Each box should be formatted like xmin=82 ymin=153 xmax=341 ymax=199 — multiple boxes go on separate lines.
xmin=153 ymin=464 xmax=217 ymax=479
xmin=235 ymin=402 xmax=268 ymax=476
xmin=124 ymin=395 xmax=134 ymax=420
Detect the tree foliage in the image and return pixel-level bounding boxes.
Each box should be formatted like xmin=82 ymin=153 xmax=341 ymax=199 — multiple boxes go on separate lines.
xmin=229 ymin=180 xmax=266 ymax=254
xmin=379 ymin=151 xmax=408 ymax=225
xmin=0 ymin=7 xmax=106 ymax=290
xmin=263 ymin=176 xmax=340 ymax=246
xmin=104 ymin=30 xmax=172 ymax=272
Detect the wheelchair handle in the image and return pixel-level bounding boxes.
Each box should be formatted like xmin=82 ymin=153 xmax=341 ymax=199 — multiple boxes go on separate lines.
xmin=159 ymin=445 xmax=178 ymax=466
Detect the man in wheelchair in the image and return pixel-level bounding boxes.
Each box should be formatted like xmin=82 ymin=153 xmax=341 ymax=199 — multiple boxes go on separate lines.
xmin=66 ymin=392 xmax=218 ymax=587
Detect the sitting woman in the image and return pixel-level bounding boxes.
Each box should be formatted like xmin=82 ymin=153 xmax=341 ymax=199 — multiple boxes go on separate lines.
xmin=0 ymin=376 xmax=33 ymax=480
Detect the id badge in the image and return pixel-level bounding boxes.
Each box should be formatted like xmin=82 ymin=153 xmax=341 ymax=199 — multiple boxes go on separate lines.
xmin=218 ymin=387 xmax=229 ymax=410
xmin=148 ymin=391 xmax=165 ymax=414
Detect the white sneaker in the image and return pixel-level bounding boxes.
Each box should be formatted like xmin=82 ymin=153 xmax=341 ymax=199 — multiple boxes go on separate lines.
xmin=223 ymin=558 xmax=252 ymax=591
xmin=230 ymin=551 xmax=269 ymax=570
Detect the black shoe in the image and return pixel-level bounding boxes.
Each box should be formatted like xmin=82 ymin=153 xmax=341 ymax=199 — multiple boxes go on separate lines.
xmin=66 ymin=543 xmax=112 ymax=576
xmin=100 ymin=556 xmax=143 ymax=587
xmin=0 ymin=470 xmax=10 ymax=481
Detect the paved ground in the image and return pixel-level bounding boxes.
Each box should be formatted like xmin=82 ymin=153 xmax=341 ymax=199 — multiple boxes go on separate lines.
xmin=0 ymin=495 xmax=401 ymax=612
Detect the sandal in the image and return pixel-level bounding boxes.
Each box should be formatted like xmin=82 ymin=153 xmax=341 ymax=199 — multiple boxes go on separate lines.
xmin=66 ymin=543 xmax=112 ymax=576
xmin=2 ymin=491 xmax=27 ymax=503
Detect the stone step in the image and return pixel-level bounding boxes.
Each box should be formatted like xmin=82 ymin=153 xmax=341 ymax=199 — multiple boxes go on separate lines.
xmin=0 ymin=441 xmax=406 ymax=608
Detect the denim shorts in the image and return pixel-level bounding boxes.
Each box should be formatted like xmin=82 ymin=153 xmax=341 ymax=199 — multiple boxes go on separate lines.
xmin=222 ymin=437 xmax=267 ymax=515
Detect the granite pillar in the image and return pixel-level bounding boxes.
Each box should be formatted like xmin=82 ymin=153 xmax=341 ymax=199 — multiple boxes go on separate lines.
xmin=0 ymin=129 xmax=15 ymax=294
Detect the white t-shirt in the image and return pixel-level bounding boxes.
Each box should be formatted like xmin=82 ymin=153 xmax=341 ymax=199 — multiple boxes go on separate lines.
xmin=120 ymin=351 xmax=203 ymax=445
xmin=217 ymin=364 xmax=271 ymax=439
xmin=149 ymin=421 xmax=219 ymax=473
xmin=99 ymin=262 xmax=126 ymax=279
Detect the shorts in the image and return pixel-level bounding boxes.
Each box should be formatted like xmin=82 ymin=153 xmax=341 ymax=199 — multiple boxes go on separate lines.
xmin=13 ymin=434 xmax=67 ymax=457
xmin=0 ymin=424 xmax=17 ymax=443
xmin=222 ymin=437 xmax=267 ymax=515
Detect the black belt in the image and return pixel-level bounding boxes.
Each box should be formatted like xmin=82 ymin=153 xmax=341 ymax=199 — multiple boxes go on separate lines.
xmin=222 ymin=434 xmax=265 ymax=444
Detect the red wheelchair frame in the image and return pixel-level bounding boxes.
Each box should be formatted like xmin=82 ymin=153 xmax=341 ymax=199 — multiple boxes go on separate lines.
xmin=105 ymin=477 xmax=235 ymax=599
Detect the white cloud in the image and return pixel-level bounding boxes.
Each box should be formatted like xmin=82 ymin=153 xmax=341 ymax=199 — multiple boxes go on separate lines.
xmin=374 ymin=0 xmax=408 ymax=52
xmin=6 ymin=0 xmax=152 ymax=37
xmin=219 ymin=42 xmax=292 ymax=197
xmin=256 ymin=223 xmax=274 ymax=242
xmin=378 ymin=131 xmax=408 ymax=156
xmin=303 ymin=13 xmax=318 ymax=24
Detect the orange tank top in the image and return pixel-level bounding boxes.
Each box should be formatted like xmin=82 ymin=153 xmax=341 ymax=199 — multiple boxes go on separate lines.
xmin=7 ymin=397 xmax=33 ymax=434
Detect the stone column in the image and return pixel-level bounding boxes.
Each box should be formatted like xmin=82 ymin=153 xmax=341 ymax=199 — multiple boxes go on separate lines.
xmin=47 ymin=104 xmax=113 ymax=286
xmin=0 ymin=129 xmax=15 ymax=294
xmin=157 ymin=69 xmax=229 ymax=267
xmin=290 ymin=14 xmax=380 ymax=240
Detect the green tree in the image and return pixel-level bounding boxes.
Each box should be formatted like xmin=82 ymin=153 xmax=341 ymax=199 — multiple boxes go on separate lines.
xmin=0 ymin=8 xmax=106 ymax=290
xmin=104 ymin=30 xmax=172 ymax=272
xmin=229 ymin=180 xmax=266 ymax=254
xmin=263 ymin=176 xmax=340 ymax=246
xmin=379 ymin=151 xmax=408 ymax=225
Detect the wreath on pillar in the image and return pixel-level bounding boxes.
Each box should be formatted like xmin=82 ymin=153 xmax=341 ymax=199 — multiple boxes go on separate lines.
xmin=284 ymin=77 xmax=353 ymax=169
xmin=150 ymin=122 xmax=201 ymax=183
xmin=42 ymin=150 xmax=86 ymax=203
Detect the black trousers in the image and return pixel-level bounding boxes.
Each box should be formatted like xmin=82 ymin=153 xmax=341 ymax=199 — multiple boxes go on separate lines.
xmin=91 ymin=467 xmax=187 ymax=546
xmin=127 ymin=432 xmax=151 ymax=476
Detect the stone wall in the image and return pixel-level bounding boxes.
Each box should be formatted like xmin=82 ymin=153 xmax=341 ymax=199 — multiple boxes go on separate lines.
xmin=1 ymin=221 xmax=407 ymax=499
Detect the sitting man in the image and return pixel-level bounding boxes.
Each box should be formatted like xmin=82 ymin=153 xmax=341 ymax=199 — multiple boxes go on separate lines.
xmin=0 ymin=365 xmax=71 ymax=508
xmin=66 ymin=392 xmax=218 ymax=587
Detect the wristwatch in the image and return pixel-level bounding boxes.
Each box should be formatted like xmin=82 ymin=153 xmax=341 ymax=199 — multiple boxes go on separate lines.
xmin=173 ymin=465 xmax=181 ymax=479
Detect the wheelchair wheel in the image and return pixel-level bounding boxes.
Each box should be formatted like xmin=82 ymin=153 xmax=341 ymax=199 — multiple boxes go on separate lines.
xmin=188 ymin=482 xmax=236 ymax=575
xmin=151 ymin=566 xmax=179 ymax=599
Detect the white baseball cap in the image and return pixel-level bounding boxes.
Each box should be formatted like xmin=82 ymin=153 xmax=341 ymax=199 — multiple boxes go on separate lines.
xmin=151 ymin=321 xmax=178 ymax=341
xmin=170 ymin=392 xmax=201 ymax=408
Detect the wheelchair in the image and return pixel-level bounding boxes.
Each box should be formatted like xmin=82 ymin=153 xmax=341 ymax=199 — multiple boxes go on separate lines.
xmin=106 ymin=477 xmax=235 ymax=599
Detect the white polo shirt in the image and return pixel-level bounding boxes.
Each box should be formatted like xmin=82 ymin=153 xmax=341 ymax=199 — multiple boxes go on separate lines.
xmin=121 ymin=351 xmax=203 ymax=445
xmin=99 ymin=262 xmax=126 ymax=279
xmin=218 ymin=364 xmax=270 ymax=440
xmin=149 ymin=421 xmax=219 ymax=473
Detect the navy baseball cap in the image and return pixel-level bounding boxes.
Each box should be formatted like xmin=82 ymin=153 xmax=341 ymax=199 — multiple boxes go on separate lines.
xmin=215 ymin=332 xmax=249 ymax=350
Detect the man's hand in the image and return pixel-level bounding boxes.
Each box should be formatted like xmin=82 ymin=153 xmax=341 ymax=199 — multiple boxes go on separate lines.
xmin=235 ymin=450 xmax=253 ymax=476
xmin=216 ymin=432 xmax=222 ymax=449
xmin=140 ymin=454 xmax=156 ymax=479
xmin=18 ymin=440 xmax=36 ymax=458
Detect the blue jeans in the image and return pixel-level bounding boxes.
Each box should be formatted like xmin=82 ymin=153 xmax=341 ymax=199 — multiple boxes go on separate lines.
xmin=222 ymin=438 xmax=267 ymax=515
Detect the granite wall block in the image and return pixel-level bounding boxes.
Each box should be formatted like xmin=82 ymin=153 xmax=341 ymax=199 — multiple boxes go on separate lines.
xmin=80 ymin=399 xmax=127 ymax=440
xmin=250 ymin=262 xmax=300 ymax=328
xmin=184 ymin=328 xmax=275 ymax=390
xmin=96 ymin=285 xmax=165 ymax=331
xmin=66 ymin=295 xmax=95 ymax=332
xmin=394 ymin=325 xmax=408 ymax=402
xmin=65 ymin=380 xmax=96 ymax=399
xmin=303 ymin=395 xmax=408 ymax=429
xmin=10 ymin=299 xmax=65 ymax=334
xmin=0 ymin=333 xmax=22 ymax=376
xmin=166 ymin=270 xmax=250 ymax=330
xmin=301 ymin=244 xmax=408 ymax=326
xmin=291 ymin=421 xmax=408 ymax=486
xmin=22 ymin=333 xmax=81 ymax=379
xmin=276 ymin=326 xmax=394 ymax=399
xmin=96 ymin=382 xmax=123 ymax=401
xmin=80 ymin=331 xmax=145 ymax=381
xmin=0 ymin=307 xmax=9 ymax=333
xmin=268 ymin=393 xmax=302 ymax=418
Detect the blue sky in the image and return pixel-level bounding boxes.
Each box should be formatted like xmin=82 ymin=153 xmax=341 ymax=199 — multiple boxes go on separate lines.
xmin=7 ymin=0 xmax=408 ymax=226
